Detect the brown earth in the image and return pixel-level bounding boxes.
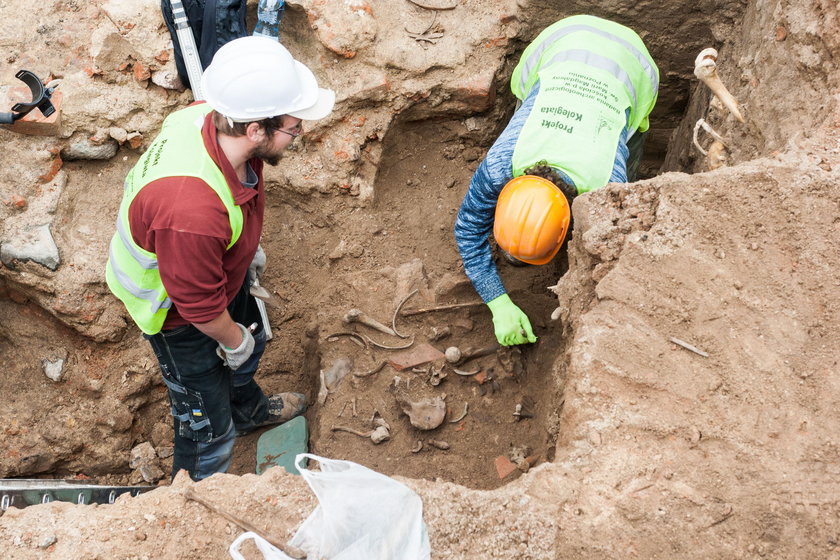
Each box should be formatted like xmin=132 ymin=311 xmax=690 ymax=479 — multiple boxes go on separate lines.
xmin=1 ymin=0 xmax=839 ymax=558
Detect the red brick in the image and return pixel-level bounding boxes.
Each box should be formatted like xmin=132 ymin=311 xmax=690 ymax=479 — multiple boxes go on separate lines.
xmin=3 ymin=89 xmax=63 ymax=136
xmin=495 ymin=455 xmax=517 ymax=479
xmin=8 ymin=194 xmax=27 ymax=209
xmin=387 ymin=343 xmax=445 ymax=371
xmin=133 ymin=62 xmax=151 ymax=81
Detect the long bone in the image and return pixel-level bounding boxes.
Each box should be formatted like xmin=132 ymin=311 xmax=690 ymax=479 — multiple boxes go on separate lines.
xmin=693 ymin=118 xmax=729 ymax=170
xmin=343 ymin=308 xmax=399 ymax=337
xmin=692 ymin=118 xmax=727 ymax=156
xmin=694 ymin=48 xmax=745 ymax=123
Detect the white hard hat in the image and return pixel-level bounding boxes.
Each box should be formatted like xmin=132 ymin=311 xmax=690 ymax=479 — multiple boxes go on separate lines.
xmin=201 ymin=36 xmax=335 ymax=122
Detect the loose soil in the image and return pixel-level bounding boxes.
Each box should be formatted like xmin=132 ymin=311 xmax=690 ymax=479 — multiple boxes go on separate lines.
xmin=1 ymin=0 xmax=839 ymax=558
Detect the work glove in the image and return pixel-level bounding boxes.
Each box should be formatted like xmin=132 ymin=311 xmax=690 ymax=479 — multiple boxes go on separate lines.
xmin=486 ymin=293 xmax=537 ymax=346
xmin=248 ymin=244 xmax=266 ymax=286
xmin=216 ymin=323 xmax=255 ymax=371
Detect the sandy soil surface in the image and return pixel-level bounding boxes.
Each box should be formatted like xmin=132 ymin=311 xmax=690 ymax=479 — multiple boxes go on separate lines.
xmin=1 ymin=0 xmax=839 ymax=558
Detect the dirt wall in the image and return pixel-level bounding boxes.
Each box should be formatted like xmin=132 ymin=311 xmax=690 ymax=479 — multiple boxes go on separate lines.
xmin=1 ymin=0 xmax=839 ymax=558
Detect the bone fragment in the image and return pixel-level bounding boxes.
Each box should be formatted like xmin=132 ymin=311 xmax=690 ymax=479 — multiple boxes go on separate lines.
xmin=444 ymin=347 xmax=461 ymax=363
xmin=331 ymin=423 xmax=391 ymax=445
xmin=364 ymin=333 xmax=415 ymax=350
xmin=707 ymin=140 xmax=728 ymax=170
xmin=449 ymin=402 xmax=469 ymax=423
xmin=354 ymin=360 xmax=388 ymax=378
xmin=391 ymin=289 xmax=418 ymax=339
xmin=669 ymin=337 xmax=710 ymax=358
xmin=331 ymin=425 xmax=372 ymax=438
xmin=429 ymin=326 xmax=451 ymax=341
xmin=445 ymin=344 xmax=499 ymax=365
xmin=400 ymin=301 xmax=484 ymax=316
xmin=411 ymin=440 xmax=424 ymax=453
xmin=326 ymin=331 xmax=367 ymax=348
xmin=343 ymin=308 xmax=399 ymax=337
xmin=406 ymin=0 xmax=458 ymax=10
xmin=317 ymin=370 xmax=329 ymax=405
xmin=429 ymin=366 xmax=447 ymax=386
xmin=694 ymin=48 xmax=745 ymax=123
xmin=692 ymin=118 xmax=727 ymax=156
xmin=427 ymin=439 xmax=450 ymax=450
xmin=398 ymin=396 xmax=447 ymax=430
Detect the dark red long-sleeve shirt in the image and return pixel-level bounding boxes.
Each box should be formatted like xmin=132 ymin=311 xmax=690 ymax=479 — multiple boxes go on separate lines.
xmin=127 ymin=109 xmax=264 ymax=329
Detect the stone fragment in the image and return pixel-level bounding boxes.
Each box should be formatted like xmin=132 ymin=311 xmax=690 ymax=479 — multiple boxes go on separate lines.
xmin=138 ymin=463 xmax=164 ymax=483
xmin=42 ymin=358 xmax=65 ymax=382
xmin=108 ymin=126 xmax=128 ymax=143
xmin=328 ymin=239 xmax=347 ymax=260
xmin=129 ymin=442 xmax=157 ymax=469
xmin=151 ymin=68 xmax=181 ymax=90
xmin=0 ymin=223 xmax=61 ymax=270
xmin=150 ymin=422 xmax=171 ymax=449
xmin=433 ymin=272 xmax=472 ymax=301
xmin=306 ymin=0 xmax=376 ymax=58
xmin=61 ymin=137 xmax=118 ymax=161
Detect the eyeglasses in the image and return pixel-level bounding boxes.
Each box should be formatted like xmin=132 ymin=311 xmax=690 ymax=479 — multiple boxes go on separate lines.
xmin=275 ymin=123 xmax=303 ymax=138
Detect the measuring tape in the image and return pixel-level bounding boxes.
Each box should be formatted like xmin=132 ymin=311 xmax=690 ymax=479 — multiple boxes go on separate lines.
xmin=169 ymin=0 xmax=205 ymax=100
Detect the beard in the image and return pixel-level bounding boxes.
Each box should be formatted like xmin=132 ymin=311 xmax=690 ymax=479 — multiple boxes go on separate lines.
xmin=250 ymin=138 xmax=285 ymax=166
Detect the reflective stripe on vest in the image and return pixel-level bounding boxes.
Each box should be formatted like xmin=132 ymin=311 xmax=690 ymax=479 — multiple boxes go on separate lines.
xmin=106 ymin=104 xmax=243 ymax=335
xmin=115 ymin=199 xmax=161 ymax=269
xmin=511 ymin=15 xmax=658 ymax=135
xmin=544 ymin=49 xmax=639 ymax=106
xmin=107 ymin=241 xmax=172 ymax=315
xmin=515 ymin=22 xmax=659 ymax=104
xmin=509 ymin=16 xmax=659 ymax=192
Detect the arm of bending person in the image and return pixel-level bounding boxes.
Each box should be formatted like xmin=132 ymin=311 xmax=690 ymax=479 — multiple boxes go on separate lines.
xmin=454 ymin=87 xmax=541 ymax=302
xmin=454 ymin=160 xmax=507 ymax=303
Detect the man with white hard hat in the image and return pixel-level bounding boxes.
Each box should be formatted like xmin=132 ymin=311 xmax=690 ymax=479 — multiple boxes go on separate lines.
xmin=106 ymin=37 xmax=334 ymax=480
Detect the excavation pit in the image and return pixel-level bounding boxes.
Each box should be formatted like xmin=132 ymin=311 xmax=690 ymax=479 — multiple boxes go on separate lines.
xmin=1 ymin=0 xmax=839 ymax=557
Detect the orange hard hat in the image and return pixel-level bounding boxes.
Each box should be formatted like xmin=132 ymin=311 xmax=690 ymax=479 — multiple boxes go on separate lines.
xmin=493 ymin=175 xmax=571 ymax=265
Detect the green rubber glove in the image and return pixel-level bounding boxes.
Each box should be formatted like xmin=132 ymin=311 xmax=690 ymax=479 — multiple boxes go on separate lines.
xmin=486 ymin=294 xmax=537 ymax=346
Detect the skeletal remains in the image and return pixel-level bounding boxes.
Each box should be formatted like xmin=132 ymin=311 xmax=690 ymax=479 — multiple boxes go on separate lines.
xmin=692 ymin=48 xmax=745 ymax=168
xmin=410 ymin=439 xmax=450 ymax=453
xmin=331 ymin=412 xmax=392 ymax=444
xmin=398 ymin=396 xmax=447 ymax=430
xmin=693 ymin=48 xmax=744 ymax=123
xmin=343 ymin=308 xmax=399 ymax=337
xmin=444 ymin=344 xmax=498 ymax=366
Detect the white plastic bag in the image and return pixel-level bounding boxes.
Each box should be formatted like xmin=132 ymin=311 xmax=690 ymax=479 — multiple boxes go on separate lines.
xmin=229 ymin=532 xmax=294 ymax=560
xmin=290 ymin=453 xmax=431 ymax=560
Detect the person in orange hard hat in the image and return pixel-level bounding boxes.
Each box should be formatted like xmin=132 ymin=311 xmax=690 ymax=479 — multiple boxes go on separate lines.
xmin=455 ymin=15 xmax=659 ymax=346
